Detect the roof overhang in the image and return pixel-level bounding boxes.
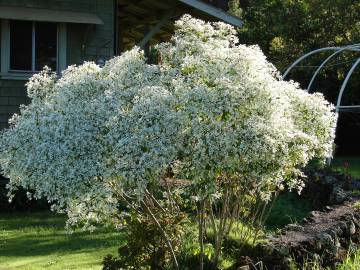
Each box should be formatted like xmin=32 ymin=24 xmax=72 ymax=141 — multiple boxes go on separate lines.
xmin=117 ymin=0 xmax=243 ymax=51
xmin=0 ymin=5 xmax=103 ymax=24
xmin=178 ymin=0 xmax=243 ymax=27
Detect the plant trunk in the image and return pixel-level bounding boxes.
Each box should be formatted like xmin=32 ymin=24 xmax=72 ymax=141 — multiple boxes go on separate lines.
xmin=198 ymin=200 xmax=205 ymax=270
xmin=213 ymin=188 xmax=229 ymax=266
xmin=142 ymin=200 xmax=179 ymax=270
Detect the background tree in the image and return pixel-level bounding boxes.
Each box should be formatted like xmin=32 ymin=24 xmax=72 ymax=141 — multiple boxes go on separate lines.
xmin=232 ymin=0 xmax=360 ymax=155
xmin=0 ymin=15 xmax=337 ymax=270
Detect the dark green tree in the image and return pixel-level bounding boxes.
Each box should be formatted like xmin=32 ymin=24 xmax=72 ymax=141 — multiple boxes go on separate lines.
xmin=232 ymin=0 xmax=360 ymax=155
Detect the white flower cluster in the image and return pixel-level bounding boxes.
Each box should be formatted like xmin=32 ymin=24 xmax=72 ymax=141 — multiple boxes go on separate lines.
xmin=0 ymin=15 xmax=337 ymax=225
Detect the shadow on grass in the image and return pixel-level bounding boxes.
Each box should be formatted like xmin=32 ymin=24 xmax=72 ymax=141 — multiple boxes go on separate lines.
xmin=265 ymin=192 xmax=313 ymax=230
xmin=0 ymin=211 xmax=124 ymax=258
xmin=332 ymin=156 xmax=360 ymax=179
xmin=0 ymin=212 xmax=66 ymax=230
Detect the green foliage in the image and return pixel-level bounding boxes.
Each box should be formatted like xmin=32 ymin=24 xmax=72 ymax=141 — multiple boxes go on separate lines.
xmin=354 ymin=201 xmax=360 ymax=209
xmin=337 ymin=249 xmax=360 ymax=270
xmin=238 ymin=0 xmax=360 ymax=68
xmin=103 ymin=207 xmax=187 ymax=270
xmin=177 ymin=223 xmax=238 ymax=270
xmin=177 ymin=231 xmax=216 ymax=270
xmin=237 ymin=0 xmax=360 ymax=108
xmin=228 ymin=0 xmax=243 ymax=17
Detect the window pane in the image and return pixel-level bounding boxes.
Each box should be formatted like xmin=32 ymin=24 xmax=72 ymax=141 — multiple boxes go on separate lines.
xmin=10 ymin=20 xmax=32 ymax=71
xmin=35 ymin=22 xmax=57 ymax=71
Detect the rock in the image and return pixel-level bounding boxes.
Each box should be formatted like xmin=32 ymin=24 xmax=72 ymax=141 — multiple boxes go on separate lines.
xmin=339 ymin=221 xmax=348 ymax=230
xmin=353 ymin=217 xmax=360 ymax=228
xmin=313 ymin=240 xmax=322 ymax=251
xmin=348 ymin=221 xmax=356 ymax=235
xmin=278 ymin=245 xmax=290 ymax=256
xmin=236 ymin=256 xmax=254 ymax=270
xmin=284 ymin=224 xmax=304 ymax=232
xmin=316 ymin=232 xmax=335 ymax=255
xmin=324 ymin=175 xmax=338 ymax=185
xmin=330 ymin=187 xmax=348 ymax=204
xmin=302 ymin=168 xmax=358 ymax=209
xmin=313 ymin=253 xmax=321 ymax=262
xmin=282 ymin=257 xmax=293 ymax=267
xmin=310 ymin=211 xmax=321 ymax=218
xmin=325 ymin=206 xmax=333 ymax=211
xmin=328 ymin=229 xmax=338 ymax=240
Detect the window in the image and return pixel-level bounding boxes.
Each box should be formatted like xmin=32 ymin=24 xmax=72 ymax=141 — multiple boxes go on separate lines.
xmin=1 ymin=19 xmax=67 ymax=80
xmin=10 ymin=20 xmax=57 ymax=71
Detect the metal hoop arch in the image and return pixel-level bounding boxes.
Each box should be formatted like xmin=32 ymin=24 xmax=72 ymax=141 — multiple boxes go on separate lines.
xmin=283 ymin=44 xmax=360 ymax=113
xmin=307 ymin=44 xmax=360 ymax=92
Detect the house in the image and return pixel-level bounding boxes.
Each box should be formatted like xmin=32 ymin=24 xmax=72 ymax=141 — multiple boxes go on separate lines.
xmin=0 ymin=0 xmax=242 ymax=130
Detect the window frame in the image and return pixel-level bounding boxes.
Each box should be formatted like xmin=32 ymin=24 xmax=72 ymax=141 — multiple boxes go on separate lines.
xmin=1 ymin=19 xmax=67 ymax=80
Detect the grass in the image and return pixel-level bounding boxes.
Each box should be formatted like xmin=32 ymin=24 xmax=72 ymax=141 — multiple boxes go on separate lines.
xmin=265 ymin=192 xmax=313 ymax=230
xmin=337 ymin=249 xmax=360 ymax=270
xmin=293 ymin=249 xmax=360 ymax=270
xmin=332 ymin=156 xmax=360 ymax=179
xmin=0 ymin=211 xmax=123 ymax=270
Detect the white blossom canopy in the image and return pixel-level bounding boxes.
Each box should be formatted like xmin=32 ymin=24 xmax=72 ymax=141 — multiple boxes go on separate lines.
xmin=0 ymin=15 xmax=337 ymax=226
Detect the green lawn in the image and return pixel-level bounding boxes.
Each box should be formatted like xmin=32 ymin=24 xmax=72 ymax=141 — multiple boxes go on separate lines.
xmin=265 ymin=192 xmax=313 ymax=230
xmin=332 ymin=156 xmax=360 ymax=179
xmin=337 ymin=249 xmax=360 ymax=270
xmin=0 ymin=212 xmax=123 ymax=270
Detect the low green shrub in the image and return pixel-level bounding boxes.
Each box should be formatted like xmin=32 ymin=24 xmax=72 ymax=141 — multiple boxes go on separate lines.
xmin=103 ymin=208 xmax=187 ymax=270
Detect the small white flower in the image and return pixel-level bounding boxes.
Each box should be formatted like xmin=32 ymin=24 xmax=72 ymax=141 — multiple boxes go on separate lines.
xmin=0 ymin=15 xmax=337 ymax=227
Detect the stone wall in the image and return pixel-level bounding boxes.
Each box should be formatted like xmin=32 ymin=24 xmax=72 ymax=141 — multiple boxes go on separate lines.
xmin=242 ymin=170 xmax=360 ymax=270
xmin=255 ymin=202 xmax=360 ymax=269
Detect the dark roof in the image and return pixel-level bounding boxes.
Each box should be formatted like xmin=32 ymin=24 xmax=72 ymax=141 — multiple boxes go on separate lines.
xmin=117 ymin=0 xmax=243 ymax=51
xmin=0 ymin=5 xmax=103 ymax=24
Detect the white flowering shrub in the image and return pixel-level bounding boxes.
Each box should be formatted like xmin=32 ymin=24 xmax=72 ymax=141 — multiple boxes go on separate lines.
xmin=0 ymin=15 xmax=336 ymax=233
